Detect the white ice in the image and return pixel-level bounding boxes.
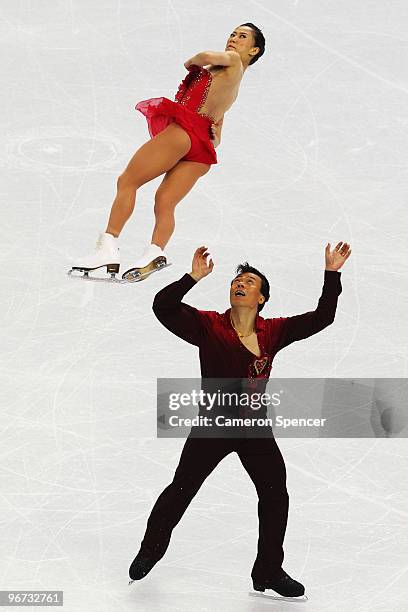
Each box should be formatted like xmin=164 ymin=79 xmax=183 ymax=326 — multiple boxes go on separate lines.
xmin=0 ymin=1 xmax=407 ymax=611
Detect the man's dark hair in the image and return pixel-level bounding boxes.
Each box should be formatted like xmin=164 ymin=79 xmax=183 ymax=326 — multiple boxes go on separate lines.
xmin=239 ymin=22 xmax=265 ymax=65
xmin=233 ymin=262 xmax=270 ymax=312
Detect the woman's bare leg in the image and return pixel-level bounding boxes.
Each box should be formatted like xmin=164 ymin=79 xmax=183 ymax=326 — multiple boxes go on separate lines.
xmin=151 ymin=161 xmax=210 ymax=249
xmin=105 ymin=124 xmax=192 ymax=237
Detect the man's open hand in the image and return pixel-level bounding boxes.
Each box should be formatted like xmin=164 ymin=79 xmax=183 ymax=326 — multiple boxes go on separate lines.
xmin=189 ymin=246 xmax=214 ymax=281
xmin=325 ymin=242 xmax=352 ymax=271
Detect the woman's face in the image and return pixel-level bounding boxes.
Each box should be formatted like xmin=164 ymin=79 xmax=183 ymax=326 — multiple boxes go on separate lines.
xmin=225 ymin=26 xmax=257 ymax=60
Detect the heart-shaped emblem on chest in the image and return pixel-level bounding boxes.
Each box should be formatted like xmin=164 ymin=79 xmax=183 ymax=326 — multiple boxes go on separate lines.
xmin=253 ymin=356 xmax=268 ymax=375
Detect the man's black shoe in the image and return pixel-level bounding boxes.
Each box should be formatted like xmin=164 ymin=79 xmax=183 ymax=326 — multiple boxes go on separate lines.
xmin=253 ymin=569 xmax=305 ymax=597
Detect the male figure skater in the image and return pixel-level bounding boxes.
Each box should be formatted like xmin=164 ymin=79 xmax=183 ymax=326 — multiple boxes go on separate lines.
xmin=129 ymin=242 xmax=351 ymax=599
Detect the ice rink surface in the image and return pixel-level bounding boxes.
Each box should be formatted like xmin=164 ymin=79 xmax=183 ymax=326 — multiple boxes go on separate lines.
xmin=1 ymin=1 xmax=408 ymax=610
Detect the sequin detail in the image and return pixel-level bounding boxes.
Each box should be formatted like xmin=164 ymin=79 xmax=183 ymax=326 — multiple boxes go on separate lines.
xmin=134 ymin=64 xmax=218 ymax=165
xmin=174 ymin=67 xmax=215 ymax=122
xmin=249 ymin=355 xmax=270 ymax=380
xmin=197 ymin=70 xmax=213 ymax=116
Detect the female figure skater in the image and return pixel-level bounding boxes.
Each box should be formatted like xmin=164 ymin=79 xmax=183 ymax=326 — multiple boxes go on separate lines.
xmin=70 ymin=23 xmax=265 ymax=281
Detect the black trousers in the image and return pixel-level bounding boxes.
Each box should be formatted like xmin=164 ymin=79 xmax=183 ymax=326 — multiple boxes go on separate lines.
xmin=138 ymin=433 xmax=289 ymax=580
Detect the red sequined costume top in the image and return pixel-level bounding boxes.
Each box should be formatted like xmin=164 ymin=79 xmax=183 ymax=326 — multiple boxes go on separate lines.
xmin=135 ymin=65 xmax=217 ymax=165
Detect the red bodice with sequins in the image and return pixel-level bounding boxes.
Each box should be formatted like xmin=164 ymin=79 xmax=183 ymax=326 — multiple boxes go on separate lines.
xmin=135 ymin=64 xmax=217 ymax=165
xmin=174 ymin=65 xmax=214 ymax=120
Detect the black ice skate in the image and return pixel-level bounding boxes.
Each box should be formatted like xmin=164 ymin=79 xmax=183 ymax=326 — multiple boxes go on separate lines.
xmin=128 ymin=530 xmax=171 ymax=585
xmin=250 ymin=569 xmax=308 ymax=602
xmin=128 ymin=555 xmax=158 ymax=584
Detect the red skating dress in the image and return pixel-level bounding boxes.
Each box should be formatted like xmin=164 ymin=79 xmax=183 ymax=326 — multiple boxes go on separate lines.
xmin=135 ymin=65 xmax=217 ymax=165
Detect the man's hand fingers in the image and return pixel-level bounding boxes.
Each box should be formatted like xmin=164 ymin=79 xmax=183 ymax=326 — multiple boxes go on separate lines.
xmin=194 ymin=246 xmax=207 ymax=258
xmin=193 ymin=246 xmax=214 ymax=274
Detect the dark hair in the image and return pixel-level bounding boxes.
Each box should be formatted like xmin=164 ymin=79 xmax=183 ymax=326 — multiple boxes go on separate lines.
xmin=239 ymin=22 xmax=265 ymax=65
xmin=233 ymin=262 xmax=270 ymax=312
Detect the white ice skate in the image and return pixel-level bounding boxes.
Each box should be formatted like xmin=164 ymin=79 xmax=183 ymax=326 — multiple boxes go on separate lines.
xmin=121 ymin=243 xmax=171 ymax=282
xmin=68 ymin=232 xmax=121 ymax=281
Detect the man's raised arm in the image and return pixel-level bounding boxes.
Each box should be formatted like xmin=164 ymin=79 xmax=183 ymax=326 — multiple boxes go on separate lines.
xmin=152 ymin=246 xmax=214 ymax=346
xmin=274 ymin=242 xmax=351 ymax=350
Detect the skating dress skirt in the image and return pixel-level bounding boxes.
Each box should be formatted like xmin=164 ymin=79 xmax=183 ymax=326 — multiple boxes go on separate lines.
xmin=135 ymin=65 xmax=217 ymax=165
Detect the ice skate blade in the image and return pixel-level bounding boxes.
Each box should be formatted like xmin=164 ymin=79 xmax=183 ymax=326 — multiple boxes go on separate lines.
xmin=122 ymin=258 xmax=172 ymax=282
xmin=249 ymin=591 xmax=308 ymax=603
xmin=67 ymin=269 xmax=127 ymax=284
xmin=70 ymin=262 xmax=120 ymax=273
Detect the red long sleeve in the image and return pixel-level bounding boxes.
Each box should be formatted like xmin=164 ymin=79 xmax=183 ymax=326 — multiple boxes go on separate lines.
xmin=152 ymin=273 xmax=204 ymax=346
xmin=152 ymin=270 xmax=343 ymax=379
xmin=272 ymin=270 xmax=342 ymax=351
